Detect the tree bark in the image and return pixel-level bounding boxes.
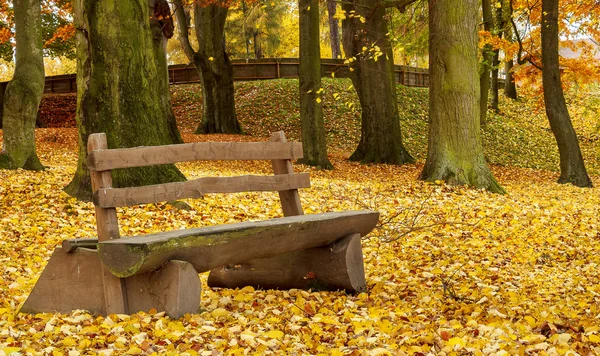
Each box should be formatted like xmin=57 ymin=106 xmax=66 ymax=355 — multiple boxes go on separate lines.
xmin=253 ymin=31 xmax=263 ymax=59
xmin=327 ymin=0 xmax=341 ymax=59
xmin=541 ymin=0 xmax=592 ymax=187
xmin=341 ymin=0 xmax=414 ymax=164
xmin=504 ymin=58 xmax=517 ymax=99
xmin=298 ymin=0 xmax=333 ymax=169
xmin=421 ymin=0 xmax=504 ymax=194
xmin=490 ymin=1 xmax=503 ymax=112
xmin=479 ymin=0 xmax=493 ymax=128
xmin=503 ymin=4 xmax=518 ymax=100
xmin=0 ymin=0 xmax=45 ymax=171
xmin=174 ymin=0 xmax=241 ymax=134
xmin=150 ymin=0 xmax=183 ymax=144
xmin=65 ymin=0 xmax=186 ymax=201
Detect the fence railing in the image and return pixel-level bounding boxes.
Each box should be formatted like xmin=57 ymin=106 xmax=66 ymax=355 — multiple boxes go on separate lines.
xmin=0 ymin=58 xmax=431 ymax=95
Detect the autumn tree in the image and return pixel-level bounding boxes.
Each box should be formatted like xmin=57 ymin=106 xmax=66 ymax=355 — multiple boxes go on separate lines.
xmin=420 ymin=0 xmax=504 ymax=193
xmin=0 ymin=0 xmax=45 ymax=171
xmin=341 ymin=0 xmax=414 ymax=164
xmin=490 ymin=0 xmax=503 ymax=111
xmin=326 ymin=0 xmax=341 ymax=59
xmin=540 ymin=0 xmax=591 ymax=187
xmin=174 ymin=0 xmax=241 ymax=134
xmin=479 ymin=0 xmax=493 ymax=128
xmin=298 ymin=0 xmax=332 ymax=169
xmin=65 ymin=0 xmax=186 ymax=200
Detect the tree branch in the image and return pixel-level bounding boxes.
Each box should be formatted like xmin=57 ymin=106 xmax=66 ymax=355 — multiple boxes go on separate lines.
xmin=509 ymin=0 xmax=542 ymax=70
xmin=378 ymin=0 xmax=417 ymax=12
xmin=172 ymin=0 xmax=196 ymax=62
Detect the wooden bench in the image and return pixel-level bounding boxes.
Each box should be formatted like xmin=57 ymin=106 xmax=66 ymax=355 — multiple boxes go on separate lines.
xmin=21 ymin=132 xmax=379 ymax=318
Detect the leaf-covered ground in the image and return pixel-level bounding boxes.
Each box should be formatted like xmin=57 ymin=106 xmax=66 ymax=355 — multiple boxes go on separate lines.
xmin=1 ymin=81 xmax=600 ymax=355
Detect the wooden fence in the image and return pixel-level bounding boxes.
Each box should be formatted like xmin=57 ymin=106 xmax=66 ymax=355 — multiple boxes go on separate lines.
xmin=0 ymin=58 xmax=430 ymax=95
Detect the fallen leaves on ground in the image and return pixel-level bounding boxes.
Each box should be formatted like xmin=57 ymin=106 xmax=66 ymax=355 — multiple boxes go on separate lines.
xmin=1 ymin=131 xmax=599 ymax=355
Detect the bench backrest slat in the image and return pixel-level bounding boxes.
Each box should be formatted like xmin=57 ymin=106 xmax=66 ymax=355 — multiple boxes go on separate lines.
xmin=94 ymin=173 xmax=311 ymax=208
xmin=88 ymin=141 xmax=304 ymax=171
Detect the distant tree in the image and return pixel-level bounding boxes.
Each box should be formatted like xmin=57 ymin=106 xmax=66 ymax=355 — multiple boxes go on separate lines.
xmin=326 ymin=0 xmax=341 ymax=59
xmin=150 ymin=0 xmax=182 ymax=144
xmin=0 ymin=0 xmax=45 ymax=171
xmin=540 ymin=0 xmax=591 ymax=187
xmin=298 ymin=0 xmax=332 ymax=169
xmin=341 ymin=0 xmax=414 ymax=165
xmin=490 ymin=0 xmax=503 ymax=112
xmin=65 ymin=0 xmax=186 ymax=200
xmin=480 ymin=0 xmax=493 ymax=128
xmin=174 ymin=0 xmax=241 ymax=134
xmin=503 ymin=1 xmax=517 ymax=99
xmin=420 ymin=0 xmax=504 ymax=193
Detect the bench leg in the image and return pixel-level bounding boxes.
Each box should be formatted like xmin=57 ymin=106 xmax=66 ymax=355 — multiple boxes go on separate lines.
xmin=208 ymin=233 xmax=366 ymax=293
xmin=21 ymin=247 xmax=201 ymax=318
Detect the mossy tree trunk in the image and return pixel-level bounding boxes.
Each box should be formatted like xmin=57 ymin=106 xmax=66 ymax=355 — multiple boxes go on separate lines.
xmin=327 ymin=0 xmax=341 ymax=59
xmin=541 ymin=0 xmax=592 ymax=187
xmin=341 ymin=0 xmax=414 ymax=165
xmin=174 ymin=0 xmax=241 ymax=134
xmin=0 ymin=0 xmax=45 ymax=171
xmin=65 ymin=0 xmax=186 ymax=201
xmin=479 ymin=0 xmax=493 ymax=128
xmin=420 ymin=0 xmax=504 ymax=194
xmin=150 ymin=0 xmax=182 ymax=144
xmin=298 ymin=0 xmax=333 ymax=169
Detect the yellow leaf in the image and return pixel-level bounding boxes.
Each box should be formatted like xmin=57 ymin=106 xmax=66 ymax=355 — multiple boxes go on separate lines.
xmin=208 ymin=57 xmax=214 ymax=61
xmin=316 ymin=98 xmax=322 ymax=104
xmin=211 ymin=308 xmax=228 ymax=318
xmin=589 ymin=334 xmax=600 ymax=343
xmin=265 ymin=330 xmax=284 ymax=339
xmin=447 ymin=337 xmax=466 ymax=348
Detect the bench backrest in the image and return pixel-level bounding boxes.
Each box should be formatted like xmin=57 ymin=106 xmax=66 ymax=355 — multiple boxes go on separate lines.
xmin=87 ymin=131 xmax=307 ymax=242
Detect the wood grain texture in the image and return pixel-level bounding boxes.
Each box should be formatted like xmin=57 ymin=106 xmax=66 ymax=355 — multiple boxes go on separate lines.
xmin=62 ymin=238 xmax=98 ymax=252
xmin=88 ymin=141 xmax=303 ymax=171
xmin=94 ymin=173 xmax=311 ymax=208
xmin=98 ymin=210 xmax=379 ymax=278
xmin=88 ymin=133 xmax=128 ymax=314
xmin=20 ymin=247 xmax=201 ymax=318
xmin=270 ymin=132 xmax=304 ymax=216
xmin=208 ymin=233 xmax=366 ymax=293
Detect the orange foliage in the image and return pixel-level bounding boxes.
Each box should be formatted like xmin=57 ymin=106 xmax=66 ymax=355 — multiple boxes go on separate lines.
xmin=0 ymin=27 xmax=10 ymax=44
xmin=44 ymin=24 xmax=75 ymax=47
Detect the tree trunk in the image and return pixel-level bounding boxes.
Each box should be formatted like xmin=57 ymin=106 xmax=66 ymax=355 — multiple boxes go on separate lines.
xmin=0 ymin=83 xmax=5 ymax=129
xmin=0 ymin=0 xmax=45 ymax=171
xmin=65 ymin=0 xmax=186 ymax=201
xmin=421 ymin=0 xmax=504 ymax=194
xmin=150 ymin=0 xmax=183 ymax=144
xmin=174 ymin=1 xmax=241 ymax=134
xmin=504 ymin=58 xmax=517 ymax=99
xmin=479 ymin=0 xmax=493 ymax=128
xmin=341 ymin=0 xmax=413 ymax=165
xmin=299 ymin=0 xmax=333 ymax=169
xmin=503 ymin=2 xmax=518 ymax=100
xmin=253 ymin=31 xmax=263 ymax=59
xmin=327 ymin=0 xmax=341 ymax=59
xmin=490 ymin=1 xmax=503 ymax=112
xmin=541 ymin=0 xmax=592 ymax=187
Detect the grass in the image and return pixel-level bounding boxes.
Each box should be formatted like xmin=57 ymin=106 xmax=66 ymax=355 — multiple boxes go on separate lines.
xmin=171 ymin=78 xmax=600 ymax=175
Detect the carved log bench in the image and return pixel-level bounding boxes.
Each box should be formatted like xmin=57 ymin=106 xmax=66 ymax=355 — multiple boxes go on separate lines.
xmin=21 ymin=132 xmax=379 ymax=318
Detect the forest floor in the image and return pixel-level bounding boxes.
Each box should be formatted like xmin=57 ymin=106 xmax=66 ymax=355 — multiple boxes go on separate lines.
xmin=0 ymin=79 xmax=599 ymax=355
